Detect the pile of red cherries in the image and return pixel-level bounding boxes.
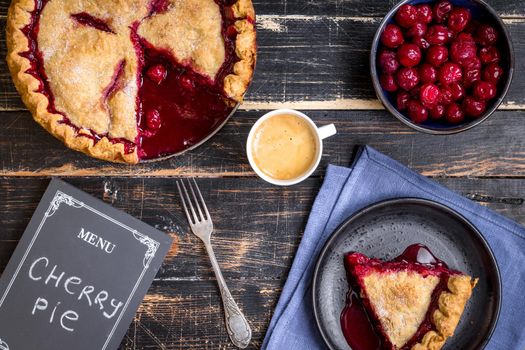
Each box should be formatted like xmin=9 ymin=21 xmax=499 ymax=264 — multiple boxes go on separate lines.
xmin=378 ymin=1 xmax=505 ymax=124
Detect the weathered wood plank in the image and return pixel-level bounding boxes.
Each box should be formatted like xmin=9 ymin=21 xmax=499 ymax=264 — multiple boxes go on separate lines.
xmin=0 ymin=110 xmax=524 ymax=178
xmin=2 ymin=0 xmax=525 ymax=21
xmin=0 ymin=13 xmax=524 ymax=111
xmin=1 ymin=177 xmax=524 ymax=281
xmin=120 ymin=280 xmax=280 ymax=349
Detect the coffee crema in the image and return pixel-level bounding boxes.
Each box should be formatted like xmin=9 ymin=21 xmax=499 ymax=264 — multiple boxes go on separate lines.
xmin=251 ymin=114 xmax=318 ymax=180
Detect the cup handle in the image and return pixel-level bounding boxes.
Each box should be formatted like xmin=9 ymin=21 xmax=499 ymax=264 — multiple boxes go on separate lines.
xmin=318 ymin=124 xmax=337 ymax=140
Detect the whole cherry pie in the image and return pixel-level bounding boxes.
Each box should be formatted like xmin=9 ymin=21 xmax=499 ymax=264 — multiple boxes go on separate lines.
xmin=7 ymin=0 xmax=256 ymax=163
xmin=342 ymin=245 xmax=477 ymax=350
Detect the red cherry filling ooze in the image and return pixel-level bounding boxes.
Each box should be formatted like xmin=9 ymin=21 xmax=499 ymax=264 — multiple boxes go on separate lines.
xmin=378 ymin=1 xmax=507 ymax=126
xmin=20 ymin=0 xmax=243 ymax=160
xmin=341 ymin=244 xmax=460 ymax=350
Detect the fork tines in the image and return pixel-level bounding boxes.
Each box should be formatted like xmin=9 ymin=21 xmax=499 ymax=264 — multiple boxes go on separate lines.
xmin=176 ymin=178 xmax=211 ymax=225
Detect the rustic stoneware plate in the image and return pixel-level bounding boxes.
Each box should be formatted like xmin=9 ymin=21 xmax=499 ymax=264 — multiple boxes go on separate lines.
xmin=312 ymin=198 xmax=501 ymax=350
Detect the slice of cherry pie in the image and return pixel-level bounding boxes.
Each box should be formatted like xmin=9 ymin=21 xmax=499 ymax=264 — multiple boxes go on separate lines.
xmin=7 ymin=0 xmax=256 ymax=163
xmin=342 ymin=244 xmax=477 ymax=350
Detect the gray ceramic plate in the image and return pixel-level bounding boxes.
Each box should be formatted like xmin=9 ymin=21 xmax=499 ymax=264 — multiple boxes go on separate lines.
xmin=312 ymin=198 xmax=501 ymax=350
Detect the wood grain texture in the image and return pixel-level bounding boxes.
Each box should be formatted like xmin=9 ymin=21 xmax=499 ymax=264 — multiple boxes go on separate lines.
xmin=1 ymin=177 xmax=524 ymax=279
xmin=121 ymin=280 xmax=280 ymax=349
xmin=0 ymin=177 xmax=523 ymax=349
xmin=1 ymin=110 xmax=524 ymax=178
xmin=1 ymin=1 xmax=525 ymax=111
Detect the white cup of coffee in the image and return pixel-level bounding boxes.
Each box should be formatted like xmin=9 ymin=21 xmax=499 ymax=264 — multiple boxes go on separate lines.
xmin=246 ymin=109 xmax=337 ymax=186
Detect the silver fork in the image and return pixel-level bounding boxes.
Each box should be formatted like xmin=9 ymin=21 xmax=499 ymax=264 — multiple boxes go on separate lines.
xmin=176 ymin=179 xmax=252 ymax=349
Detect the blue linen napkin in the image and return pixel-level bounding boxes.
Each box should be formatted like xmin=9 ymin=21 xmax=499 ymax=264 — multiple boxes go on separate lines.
xmin=262 ymin=145 xmax=525 ymax=350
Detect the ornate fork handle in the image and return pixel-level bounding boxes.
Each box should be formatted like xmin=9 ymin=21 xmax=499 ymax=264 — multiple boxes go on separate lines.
xmin=204 ymin=240 xmax=252 ymax=348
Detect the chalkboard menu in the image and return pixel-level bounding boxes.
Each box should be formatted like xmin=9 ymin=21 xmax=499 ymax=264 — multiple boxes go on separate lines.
xmin=0 ymin=179 xmax=172 ymax=350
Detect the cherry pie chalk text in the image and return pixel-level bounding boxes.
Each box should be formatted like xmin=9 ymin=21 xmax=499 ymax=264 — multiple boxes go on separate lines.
xmin=7 ymin=0 xmax=256 ymax=163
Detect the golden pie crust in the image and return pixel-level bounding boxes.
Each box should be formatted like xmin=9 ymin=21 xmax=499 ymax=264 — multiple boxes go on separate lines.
xmin=362 ymin=271 xmax=477 ymax=350
xmin=412 ymin=275 xmax=478 ymax=350
xmin=6 ymin=0 xmax=256 ymax=163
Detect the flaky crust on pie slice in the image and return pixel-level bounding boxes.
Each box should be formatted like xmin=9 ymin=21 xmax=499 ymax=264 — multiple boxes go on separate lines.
xmin=412 ymin=275 xmax=478 ymax=350
xmin=345 ymin=249 xmax=479 ymax=350
xmin=6 ymin=0 xmax=256 ymax=163
xmin=361 ymin=271 xmax=477 ymax=350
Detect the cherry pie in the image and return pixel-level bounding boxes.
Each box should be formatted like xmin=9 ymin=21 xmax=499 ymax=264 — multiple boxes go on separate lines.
xmin=342 ymin=244 xmax=477 ymax=350
xmin=7 ymin=0 xmax=256 ymax=163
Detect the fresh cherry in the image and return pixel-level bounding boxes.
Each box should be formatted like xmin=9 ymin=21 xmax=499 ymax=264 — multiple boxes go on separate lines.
xmin=438 ymin=62 xmax=462 ymax=85
xmin=406 ymin=23 xmax=428 ymax=38
xmin=475 ymin=24 xmax=499 ymax=46
xmin=426 ymin=45 xmax=448 ymax=66
xmin=418 ymin=63 xmax=437 ymax=83
xmin=433 ymin=1 xmax=453 ymax=23
xmin=462 ymin=97 xmax=487 ymax=118
xmin=473 ymin=81 xmax=497 ymax=100
xmin=463 ymin=68 xmax=481 ymax=88
xmin=462 ymin=57 xmax=481 ymax=71
xmin=417 ymin=4 xmax=433 ymax=24
xmin=395 ymin=4 xmax=419 ymax=28
xmin=396 ymin=91 xmax=411 ymax=110
xmin=429 ymin=104 xmax=445 ymax=120
xmin=448 ymin=8 xmax=471 ymax=32
xmin=425 ymin=25 xmax=451 ymax=45
xmin=447 ymin=81 xmax=465 ymax=101
xmin=450 ymin=39 xmax=477 ymax=66
xmin=446 ymin=103 xmax=465 ymax=124
xmin=146 ymin=109 xmax=161 ymax=130
xmin=397 ymin=43 xmax=422 ymax=67
xmin=479 ymin=46 xmax=500 ymax=64
xmin=456 ymin=32 xmax=474 ymax=42
xmin=440 ymin=86 xmax=453 ymax=105
xmin=378 ymin=50 xmax=400 ymax=74
xmin=407 ymin=100 xmax=428 ymax=123
xmin=419 ymin=83 xmax=441 ymax=107
xmin=380 ymin=74 xmax=398 ymax=92
xmin=381 ymin=24 xmax=405 ymax=49
xmin=396 ymin=67 xmax=420 ymax=91
xmin=413 ymin=37 xmax=430 ymax=49
xmin=146 ymin=64 xmax=167 ymax=84
xmin=482 ymin=63 xmax=504 ymax=84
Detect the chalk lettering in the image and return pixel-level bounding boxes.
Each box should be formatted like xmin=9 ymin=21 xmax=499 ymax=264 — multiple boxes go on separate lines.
xmin=61 ymin=311 xmax=79 ymax=332
xmin=64 ymin=276 xmax=82 ymax=295
xmin=78 ymin=285 xmax=94 ymax=306
xmin=94 ymin=290 xmax=108 ymax=310
xmin=49 ymin=301 xmax=61 ymax=324
xmin=27 ymin=256 xmax=125 ymax=325
xmin=103 ymin=299 xmax=124 ymax=320
xmin=45 ymin=265 xmax=65 ymax=288
xmin=31 ymin=298 xmax=79 ymax=332
xmin=29 ymin=257 xmax=49 ymax=281
xmin=32 ymin=297 xmax=48 ymax=315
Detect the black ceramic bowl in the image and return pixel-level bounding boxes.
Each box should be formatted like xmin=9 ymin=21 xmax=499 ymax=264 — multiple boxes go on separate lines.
xmin=371 ymin=0 xmax=514 ymax=134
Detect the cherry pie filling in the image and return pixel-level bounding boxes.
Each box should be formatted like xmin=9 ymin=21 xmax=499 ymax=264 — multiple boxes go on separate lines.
xmin=341 ymin=244 xmax=461 ymax=350
xmin=20 ymin=0 xmax=245 ymax=160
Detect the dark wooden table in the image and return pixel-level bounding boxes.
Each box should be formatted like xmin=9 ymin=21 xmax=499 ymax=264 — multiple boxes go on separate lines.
xmin=1 ymin=0 xmax=524 ymax=348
